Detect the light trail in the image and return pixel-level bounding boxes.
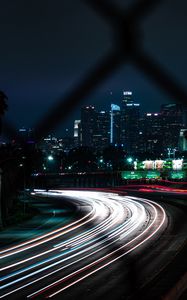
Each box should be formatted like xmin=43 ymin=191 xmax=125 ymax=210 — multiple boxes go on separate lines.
xmin=0 ymin=202 xmax=134 ymax=284
xmin=27 ymin=197 xmax=166 ymax=299
xmin=0 ymin=199 xmax=144 ymax=286
xmin=0 ymin=195 xmax=94 ymax=258
xmin=0 ymin=190 xmax=167 ymax=299
xmin=0 ymin=193 xmax=105 ymax=265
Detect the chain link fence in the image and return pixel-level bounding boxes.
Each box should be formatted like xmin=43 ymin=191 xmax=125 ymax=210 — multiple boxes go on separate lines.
xmin=2 ymin=0 xmax=187 ymax=143
xmin=1 ymin=2 xmax=187 ymax=297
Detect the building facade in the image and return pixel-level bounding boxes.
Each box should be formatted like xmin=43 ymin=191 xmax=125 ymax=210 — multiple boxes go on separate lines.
xmin=80 ymin=106 xmax=96 ymax=148
xmin=121 ymin=91 xmax=140 ymax=153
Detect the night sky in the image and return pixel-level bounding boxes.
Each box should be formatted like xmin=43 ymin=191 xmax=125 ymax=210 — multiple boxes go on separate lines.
xmin=0 ymin=0 xmax=187 ymax=137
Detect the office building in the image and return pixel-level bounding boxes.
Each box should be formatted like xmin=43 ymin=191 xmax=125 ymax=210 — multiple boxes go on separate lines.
xmin=139 ymin=113 xmax=163 ymax=154
xmin=121 ymin=91 xmax=140 ymax=153
xmin=110 ymin=104 xmax=121 ymax=145
xmin=179 ymin=129 xmax=187 ymax=152
xmin=73 ymin=120 xmax=81 ymax=147
xmin=160 ymin=103 xmax=185 ymax=152
xmin=93 ymin=110 xmax=110 ymax=151
xmin=80 ymin=105 xmax=97 ymax=147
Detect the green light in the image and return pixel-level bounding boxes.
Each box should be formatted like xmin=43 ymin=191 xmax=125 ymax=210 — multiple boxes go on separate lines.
xmin=170 ymin=171 xmax=186 ymax=179
xmin=121 ymin=170 xmax=160 ymax=180
xmin=122 ymin=171 xmax=143 ymax=179
xmin=136 ymin=161 xmax=145 ymax=170
xmin=146 ymin=171 xmax=160 ymax=179
xmin=164 ymin=160 xmax=172 ymax=169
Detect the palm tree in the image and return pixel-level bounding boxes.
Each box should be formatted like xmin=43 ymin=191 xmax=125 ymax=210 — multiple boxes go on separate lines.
xmin=0 ymin=91 xmax=8 ymax=135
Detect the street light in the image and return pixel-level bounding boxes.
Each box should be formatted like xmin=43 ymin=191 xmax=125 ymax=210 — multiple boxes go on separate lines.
xmin=127 ymin=157 xmax=133 ymax=163
xmin=48 ymin=155 xmax=54 ymax=161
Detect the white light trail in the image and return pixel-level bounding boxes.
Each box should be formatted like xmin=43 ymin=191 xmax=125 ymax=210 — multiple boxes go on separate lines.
xmin=0 ymin=190 xmax=167 ymax=299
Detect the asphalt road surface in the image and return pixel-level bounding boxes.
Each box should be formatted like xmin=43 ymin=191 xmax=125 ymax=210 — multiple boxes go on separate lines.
xmin=0 ymin=189 xmax=171 ymax=299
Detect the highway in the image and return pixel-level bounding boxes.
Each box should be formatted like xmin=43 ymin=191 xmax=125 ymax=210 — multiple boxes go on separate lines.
xmin=0 ymin=190 xmax=168 ymax=299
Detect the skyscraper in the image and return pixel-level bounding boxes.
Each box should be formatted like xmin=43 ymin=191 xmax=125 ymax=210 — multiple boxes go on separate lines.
xmin=179 ymin=129 xmax=187 ymax=152
xmin=121 ymin=91 xmax=140 ymax=153
xmin=110 ymin=104 xmax=121 ymax=145
xmin=139 ymin=113 xmax=163 ymax=154
xmin=80 ymin=106 xmax=96 ymax=147
xmin=93 ymin=111 xmax=110 ymax=151
xmin=73 ymin=120 xmax=81 ymax=147
xmin=160 ymin=103 xmax=185 ymax=151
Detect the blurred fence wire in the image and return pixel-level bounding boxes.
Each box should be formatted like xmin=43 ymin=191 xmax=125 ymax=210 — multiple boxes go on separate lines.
xmin=3 ymin=0 xmax=187 ymax=142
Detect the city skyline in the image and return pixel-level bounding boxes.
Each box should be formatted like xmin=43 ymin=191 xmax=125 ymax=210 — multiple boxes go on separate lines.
xmin=3 ymin=90 xmax=180 ymax=139
xmin=13 ymin=94 xmax=186 ymax=158
xmin=14 ymin=92 xmax=185 ymax=137
xmin=1 ymin=0 xmax=187 ymax=138
xmin=0 ymin=2 xmax=187 ymax=299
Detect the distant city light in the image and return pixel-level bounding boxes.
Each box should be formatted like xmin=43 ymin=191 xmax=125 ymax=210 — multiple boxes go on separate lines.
xmin=127 ymin=157 xmax=133 ymax=163
xmin=143 ymin=160 xmax=154 ymax=169
xmin=155 ymin=160 xmax=164 ymax=169
xmin=172 ymin=159 xmax=183 ymax=170
xmin=111 ymin=104 xmax=120 ymax=111
xmin=48 ymin=155 xmax=54 ymax=161
xmin=123 ymin=91 xmax=132 ymax=95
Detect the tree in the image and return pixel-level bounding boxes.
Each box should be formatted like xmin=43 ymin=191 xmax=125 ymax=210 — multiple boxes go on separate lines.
xmin=0 ymin=91 xmax=8 ymax=135
xmin=67 ymin=147 xmax=97 ymax=172
xmin=103 ymin=145 xmax=126 ymax=170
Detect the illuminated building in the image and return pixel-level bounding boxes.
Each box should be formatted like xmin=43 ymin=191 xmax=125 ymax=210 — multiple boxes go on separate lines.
xmin=121 ymin=91 xmax=140 ymax=153
xmin=110 ymin=104 xmax=121 ymax=145
xmin=80 ymin=107 xmax=110 ymax=151
xmin=143 ymin=160 xmax=155 ymax=170
xmin=59 ymin=136 xmax=75 ymax=153
xmin=139 ymin=113 xmax=163 ymax=154
xmin=18 ymin=127 xmax=28 ymax=142
xmin=80 ymin=106 xmax=96 ymax=147
xmin=93 ymin=111 xmax=110 ymax=151
xmin=17 ymin=127 xmax=35 ymax=148
xmin=73 ymin=120 xmax=81 ymax=147
xmin=160 ymin=103 xmax=185 ymax=152
xmin=179 ymin=129 xmax=187 ymax=151
xmin=172 ymin=159 xmax=183 ymax=170
xmin=138 ymin=104 xmax=185 ymax=155
xmin=155 ymin=160 xmax=164 ymax=169
xmin=38 ymin=134 xmax=59 ymax=154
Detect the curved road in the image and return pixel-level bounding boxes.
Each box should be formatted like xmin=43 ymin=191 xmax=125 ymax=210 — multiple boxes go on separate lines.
xmin=0 ymin=190 xmax=167 ymax=299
